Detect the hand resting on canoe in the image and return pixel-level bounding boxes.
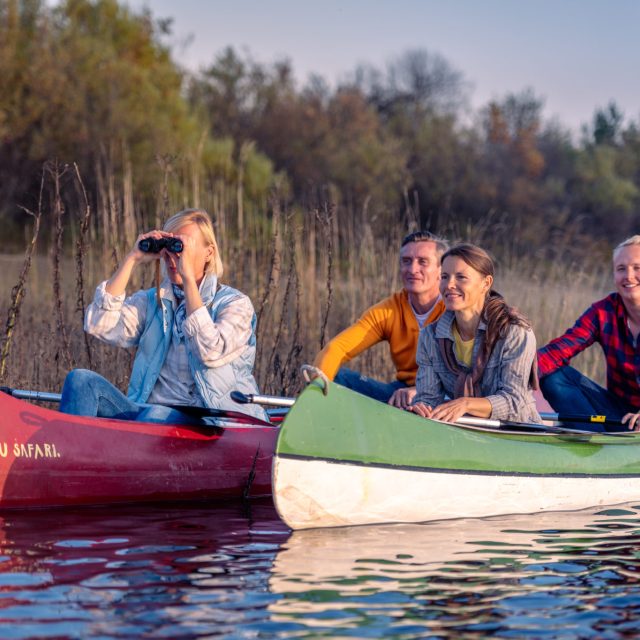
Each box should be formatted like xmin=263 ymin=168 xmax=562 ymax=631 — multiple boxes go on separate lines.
xmin=411 ymin=396 xmax=492 ymax=423
xmin=387 ymin=386 xmax=417 ymax=409
xmin=621 ymin=412 xmax=640 ymax=431
xmin=409 ymin=243 xmax=540 ymax=425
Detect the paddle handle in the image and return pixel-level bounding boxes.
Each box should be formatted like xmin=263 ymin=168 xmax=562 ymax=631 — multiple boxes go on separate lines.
xmin=456 ymin=416 xmax=562 ymax=432
xmin=456 ymin=416 xmax=501 ymax=429
xmin=0 ymin=386 xmax=62 ymax=403
xmin=231 ymin=391 xmax=295 ymax=407
xmin=539 ymin=411 xmax=624 ymax=426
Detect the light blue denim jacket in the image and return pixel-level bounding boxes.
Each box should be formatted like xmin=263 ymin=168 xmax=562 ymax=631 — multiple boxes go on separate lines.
xmin=86 ymin=275 xmax=267 ymax=420
xmin=414 ymin=311 xmax=540 ymax=423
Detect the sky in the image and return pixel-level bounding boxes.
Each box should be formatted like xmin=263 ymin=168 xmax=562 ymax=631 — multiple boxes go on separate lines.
xmin=126 ymin=0 xmax=640 ymax=135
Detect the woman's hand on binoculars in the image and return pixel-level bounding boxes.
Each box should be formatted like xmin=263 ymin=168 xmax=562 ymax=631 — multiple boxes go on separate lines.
xmin=173 ymin=233 xmax=199 ymax=284
xmin=106 ymin=230 xmax=168 ymax=296
xmin=131 ymin=231 xmax=182 ymax=263
xmin=131 ymin=231 xmax=162 ymax=263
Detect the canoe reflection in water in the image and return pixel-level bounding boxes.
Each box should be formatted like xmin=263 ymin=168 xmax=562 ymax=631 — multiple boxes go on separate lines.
xmin=0 ymin=500 xmax=289 ymax=638
xmin=269 ymin=502 xmax=640 ymax=636
xmin=2 ymin=500 xmax=640 ymax=637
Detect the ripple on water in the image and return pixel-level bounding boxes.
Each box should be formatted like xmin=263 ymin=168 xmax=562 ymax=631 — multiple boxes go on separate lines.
xmin=1 ymin=501 xmax=640 ymax=638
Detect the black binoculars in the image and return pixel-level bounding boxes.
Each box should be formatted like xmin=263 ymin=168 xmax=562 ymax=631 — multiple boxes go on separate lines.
xmin=138 ymin=237 xmax=184 ymax=254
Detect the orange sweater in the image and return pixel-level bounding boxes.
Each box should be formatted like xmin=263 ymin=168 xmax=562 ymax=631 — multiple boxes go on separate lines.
xmin=314 ymin=290 xmax=445 ymax=385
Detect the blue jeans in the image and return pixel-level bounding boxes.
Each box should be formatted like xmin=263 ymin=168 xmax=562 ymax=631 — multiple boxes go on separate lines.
xmin=540 ymin=366 xmax=632 ymax=432
xmin=334 ymin=367 xmax=407 ymax=403
xmin=59 ymin=369 xmax=194 ymax=423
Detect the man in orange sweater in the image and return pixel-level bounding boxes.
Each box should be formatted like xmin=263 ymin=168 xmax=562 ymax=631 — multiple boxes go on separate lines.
xmin=313 ymin=231 xmax=448 ymax=408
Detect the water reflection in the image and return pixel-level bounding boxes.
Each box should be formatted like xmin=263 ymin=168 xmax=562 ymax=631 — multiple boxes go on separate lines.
xmin=0 ymin=500 xmax=289 ymax=639
xmin=269 ymin=504 xmax=640 ymax=638
xmin=1 ymin=501 xmax=640 ymax=638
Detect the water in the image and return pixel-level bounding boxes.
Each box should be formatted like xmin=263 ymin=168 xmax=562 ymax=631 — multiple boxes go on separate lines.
xmin=1 ymin=500 xmax=640 ymax=638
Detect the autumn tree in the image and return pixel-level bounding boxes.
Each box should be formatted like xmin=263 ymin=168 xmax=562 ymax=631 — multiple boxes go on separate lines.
xmin=571 ymin=105 xmax=639 ymax=237
xmin=0 ymin=1 xmax=278 ymax=249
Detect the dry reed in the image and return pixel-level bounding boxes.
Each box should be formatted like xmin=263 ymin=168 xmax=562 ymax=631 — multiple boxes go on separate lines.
xmin=0 ymin=170 xmax=45 ymax=383
xmin=0 ymin=168 xmax=616 ymax=400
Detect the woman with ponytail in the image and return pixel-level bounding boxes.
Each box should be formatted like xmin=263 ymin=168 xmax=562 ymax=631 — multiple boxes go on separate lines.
xmin=411 ymin=243 xmax=540 ymax=424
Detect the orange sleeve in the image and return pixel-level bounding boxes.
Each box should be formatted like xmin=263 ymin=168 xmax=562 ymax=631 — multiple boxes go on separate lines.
xmin=313 ymin=299 xmax=393 ymax=380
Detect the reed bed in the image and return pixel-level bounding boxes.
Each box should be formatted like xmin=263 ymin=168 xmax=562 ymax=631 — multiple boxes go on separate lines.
xmin=0 ymin=204 xmax=611 ymax=401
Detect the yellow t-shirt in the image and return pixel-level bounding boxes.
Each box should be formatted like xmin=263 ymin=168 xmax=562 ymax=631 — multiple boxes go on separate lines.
xmin=452 ymin=323 xmax=475 ymax=368
xmin=313 ymin=291 xmax=445 ymax=385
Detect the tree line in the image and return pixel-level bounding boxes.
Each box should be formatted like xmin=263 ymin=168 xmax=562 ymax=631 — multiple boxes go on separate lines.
xmin=1 ymin=0 xmax=639 ymax=260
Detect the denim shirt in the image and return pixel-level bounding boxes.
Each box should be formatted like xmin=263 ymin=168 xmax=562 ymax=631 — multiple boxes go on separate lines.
xmin=85 ymin=275 xmax=267 ymax=420
xmin=414 ymin=311 xmax=540 ymax=423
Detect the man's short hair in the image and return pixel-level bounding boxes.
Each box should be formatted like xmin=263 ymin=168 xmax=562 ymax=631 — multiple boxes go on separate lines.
xmin=613 ymin=234 xmax=640 ymax=259
xmin=401 ymin=230 xmax=449 ymax=259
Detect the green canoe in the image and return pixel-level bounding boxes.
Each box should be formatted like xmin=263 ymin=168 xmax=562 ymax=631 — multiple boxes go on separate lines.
xmin=272 ymin=381 xmax=640 ymax=529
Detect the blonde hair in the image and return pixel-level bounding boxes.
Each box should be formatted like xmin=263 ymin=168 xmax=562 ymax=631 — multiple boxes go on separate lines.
xmin=163 ymin=208 xmax=223 ymax=277
xmin=613 ymin=234 xmax=640 ymax=260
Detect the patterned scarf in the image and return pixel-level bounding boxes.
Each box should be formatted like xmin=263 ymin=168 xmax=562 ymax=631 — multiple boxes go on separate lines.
xmin=172 ymin=284 xmax=188 ymax=342
xmin=437 ymin=334 xmax=489 ymax=399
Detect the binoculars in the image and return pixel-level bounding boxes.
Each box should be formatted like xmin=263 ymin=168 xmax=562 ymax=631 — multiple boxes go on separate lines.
xmin=138 ymin=237 xmax=184 ymax=254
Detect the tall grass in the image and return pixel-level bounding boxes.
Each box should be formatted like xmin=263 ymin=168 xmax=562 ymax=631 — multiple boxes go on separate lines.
xmin=0 ymin=181 xmax=613 ymax=399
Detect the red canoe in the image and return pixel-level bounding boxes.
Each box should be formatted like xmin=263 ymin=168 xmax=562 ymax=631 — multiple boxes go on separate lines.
xmin=0 ymin=391 xmax=278 ymax=509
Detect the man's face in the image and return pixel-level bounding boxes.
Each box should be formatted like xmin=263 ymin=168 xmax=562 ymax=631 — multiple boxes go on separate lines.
xmin=614 ymin=244 xmax=640 ymax=308
xmin=399 ymin=241 xmax=441 ymax=299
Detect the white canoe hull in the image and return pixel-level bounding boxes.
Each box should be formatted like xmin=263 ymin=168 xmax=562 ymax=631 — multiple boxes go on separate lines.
xmin=274 ymin=456 xmax=640 ymax=529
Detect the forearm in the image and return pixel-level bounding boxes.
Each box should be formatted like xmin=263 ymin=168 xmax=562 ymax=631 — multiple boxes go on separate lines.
xmin=182 ymin=276 xmax=204 ymax=316
xmin=105 ymin=253 xmax=139 ymax=297
xmin=538 ymin=312 xmax=598 ymax=376
xmin=413 ymin=330 xmax=444 ymax=407
xmin=489 ymin=327 xmax=538 ymax=419
xmin=314 ymin=323 xmax=382 ymax=379
xmin=85 ymin=282 xmax=146 ymax=347
xmin=413 ymin=386 xmax=445 ymax=408
xmin=183 ymin=297 xmax=254 ymax=366
xmin=459 ymin=397 xmax=492 ymax=417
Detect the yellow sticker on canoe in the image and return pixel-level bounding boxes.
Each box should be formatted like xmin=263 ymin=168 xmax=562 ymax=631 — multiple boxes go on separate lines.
xmin=590 ymin=415 xmax=606 ymax=423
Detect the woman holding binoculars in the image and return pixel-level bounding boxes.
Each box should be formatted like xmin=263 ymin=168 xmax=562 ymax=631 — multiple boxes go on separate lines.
xmin=59 ymin=208 xmax=267 ymax=422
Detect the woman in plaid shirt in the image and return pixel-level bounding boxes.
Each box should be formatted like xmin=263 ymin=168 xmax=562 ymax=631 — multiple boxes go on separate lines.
xmin=538 ymin=235 xmax=640 ymax=431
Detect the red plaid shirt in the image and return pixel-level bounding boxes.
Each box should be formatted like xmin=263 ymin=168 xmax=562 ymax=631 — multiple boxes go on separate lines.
xmin=537 ymin=293 xmax=640 ymax=410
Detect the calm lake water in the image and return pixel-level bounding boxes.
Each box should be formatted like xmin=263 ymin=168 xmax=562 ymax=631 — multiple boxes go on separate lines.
xmin=1 ymin=499 xmax=640 ymax=639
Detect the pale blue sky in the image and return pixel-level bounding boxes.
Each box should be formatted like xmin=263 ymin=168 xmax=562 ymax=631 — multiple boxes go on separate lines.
xmin=127 ymin=0 xmax=639 ymax=134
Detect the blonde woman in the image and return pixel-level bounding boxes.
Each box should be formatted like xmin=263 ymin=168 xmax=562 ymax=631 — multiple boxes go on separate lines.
xmin=60 ymin=208 xmax=266 ymax=421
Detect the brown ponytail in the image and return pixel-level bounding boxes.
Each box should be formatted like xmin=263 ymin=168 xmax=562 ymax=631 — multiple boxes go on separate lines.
xmin=482 ymin=289 xmax=531 ymax=363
